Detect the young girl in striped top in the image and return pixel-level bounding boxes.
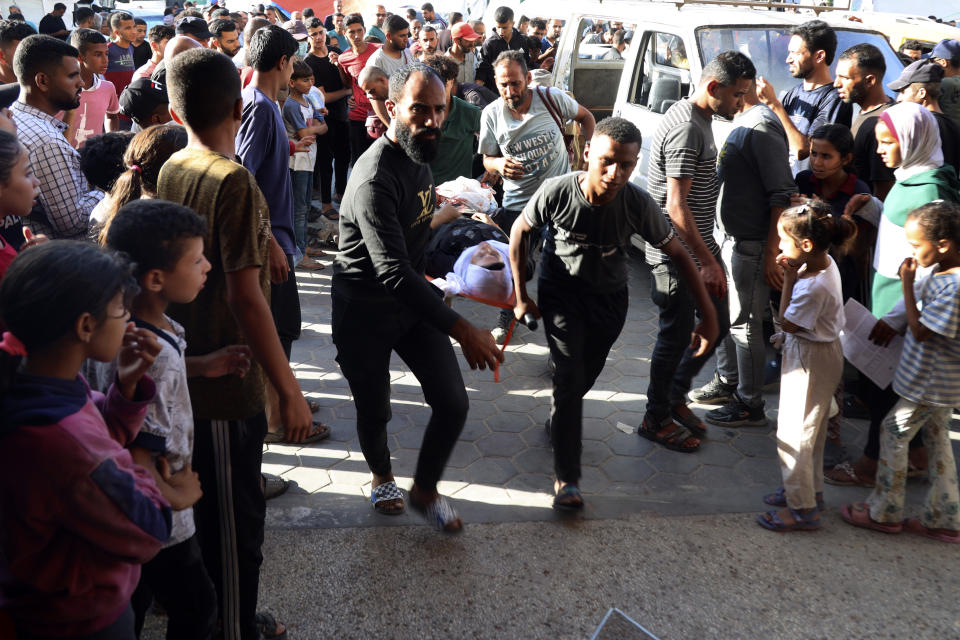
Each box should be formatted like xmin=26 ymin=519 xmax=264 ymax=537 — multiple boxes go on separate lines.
xmin=842 ymin=201 xmax=960 ymax=543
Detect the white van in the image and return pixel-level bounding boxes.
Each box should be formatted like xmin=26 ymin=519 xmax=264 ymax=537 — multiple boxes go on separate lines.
xmin=546 ymin=2 xmax=905 ymax=188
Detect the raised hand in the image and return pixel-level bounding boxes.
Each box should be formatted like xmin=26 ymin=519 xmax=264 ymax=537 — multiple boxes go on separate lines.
xmin=117 ymin=325 xmax=162 ymax=400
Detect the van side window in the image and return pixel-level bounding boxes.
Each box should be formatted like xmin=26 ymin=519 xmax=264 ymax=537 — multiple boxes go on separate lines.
xmin=629 ymin=31 xmax=689 ymax=114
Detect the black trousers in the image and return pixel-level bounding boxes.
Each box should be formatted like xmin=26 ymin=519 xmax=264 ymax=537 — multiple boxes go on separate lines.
xmin=348 ymin=120 xmax=374 ymax=166
xmin=314 ymin=119 xmax=350 ymax=202
xmin=647 ymin=259 xmax=731 ymax=420
xmin=192 ymin=413 xmax=267 ymax=640
xmin=269 ymin=255 xmax=301 ymax=360
xmin=331 ymin=294 xmax=468 ymax=491
xmin=131 ymin=535 xmax=217 ymax=639
xmin=540 ymin=281 xmax=628 ymax=484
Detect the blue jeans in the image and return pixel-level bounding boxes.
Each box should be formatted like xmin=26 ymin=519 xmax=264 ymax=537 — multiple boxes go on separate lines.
xmin=715 ymin=237 xmax=769 ymax=407
xmin=646 ymin=256 xmax=731 ymax=421
xmin=290 ymin=170 xmax=312 ymax=259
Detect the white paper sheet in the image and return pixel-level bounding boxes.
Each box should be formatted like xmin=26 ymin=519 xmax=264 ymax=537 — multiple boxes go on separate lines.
xmin=840 ymin=298 xmax=904 ymax=389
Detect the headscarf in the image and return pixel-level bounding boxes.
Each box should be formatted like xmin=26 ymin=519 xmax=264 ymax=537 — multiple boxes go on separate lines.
xmin=878 ymin=101 xmax=943 ymax=181
xmin=446 ymin=240 xmax=514 ymax=304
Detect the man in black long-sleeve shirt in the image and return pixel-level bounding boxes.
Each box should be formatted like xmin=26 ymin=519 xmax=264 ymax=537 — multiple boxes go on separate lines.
xmin=475 ymin=5 xmax=527 ymax=88
xmin=332 ymin=63 xmax=502 ymax=533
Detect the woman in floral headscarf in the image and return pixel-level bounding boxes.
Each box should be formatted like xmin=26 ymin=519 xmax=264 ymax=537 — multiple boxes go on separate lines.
xmin=825 ymin=101 xmax=960 ymax=490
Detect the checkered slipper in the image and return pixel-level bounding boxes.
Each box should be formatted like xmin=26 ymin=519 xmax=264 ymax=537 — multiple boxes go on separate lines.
xmin=410 ymin=494 xmax=462 ymax=533
xmin=370 ymin=481 xmax=405 ymax=515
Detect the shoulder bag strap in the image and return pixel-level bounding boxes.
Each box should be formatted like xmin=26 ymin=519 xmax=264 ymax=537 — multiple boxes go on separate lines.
xmin=536 ymin=86 xmax=565 ymax=136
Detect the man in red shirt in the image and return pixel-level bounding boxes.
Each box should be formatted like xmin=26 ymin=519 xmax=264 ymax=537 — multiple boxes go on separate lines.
xmin=336 ymin=12 xmax=380 ymax=164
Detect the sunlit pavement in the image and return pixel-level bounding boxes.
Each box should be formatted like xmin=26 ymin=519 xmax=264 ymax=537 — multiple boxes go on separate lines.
xmin=267 ymin=250 xmax=958 ymax=528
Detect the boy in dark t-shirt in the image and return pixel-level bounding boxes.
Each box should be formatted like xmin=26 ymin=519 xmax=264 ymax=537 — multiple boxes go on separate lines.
xmin=508 ymin=118 xmax=718 ymax=511
xmin=105 ymin=12 xmax=137 ymax=128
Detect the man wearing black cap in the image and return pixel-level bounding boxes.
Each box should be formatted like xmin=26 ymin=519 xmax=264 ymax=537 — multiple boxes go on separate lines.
xmin=176 ymin=15 xmax=213 ymax=46
xmin=119 ymin=76 xmax=171 ymax=129
xmin=890 ymin=57 xmax=960 ymax=176
xmin=931 ymin=39 xmax=960 ymax=126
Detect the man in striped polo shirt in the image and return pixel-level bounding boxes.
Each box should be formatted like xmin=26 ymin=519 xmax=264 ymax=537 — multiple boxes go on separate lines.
xmin=640 ymin=51 xmax=755 ymax=452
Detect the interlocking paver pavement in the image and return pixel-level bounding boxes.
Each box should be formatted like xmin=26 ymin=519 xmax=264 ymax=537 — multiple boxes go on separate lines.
xmin=269 ymin=250 xmax=960 ymax=529
xmin=144 ymin=251 xmax=960 ymax=640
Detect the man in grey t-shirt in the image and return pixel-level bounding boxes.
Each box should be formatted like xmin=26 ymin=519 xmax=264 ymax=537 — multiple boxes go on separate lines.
xmin=478 ymin=49 xmax=594 ymax=341
xmin=643 ymin=51 xmax=754 ymax=453
xmin=509 ymin=118 xmax=717 ymax=510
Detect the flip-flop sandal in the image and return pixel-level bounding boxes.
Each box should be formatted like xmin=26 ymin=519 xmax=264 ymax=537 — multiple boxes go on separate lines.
xmin=410 ymin=494 xmax=463 ymax=533
xmin=638 ymin=417 xmax=700 ymax=453
xmin=265 ymin=421 xmax=331 ymax=444
xmin=840 ymin=502 xmax=902 ymax=534
xmin=824 ymin=460 xmax=875 ymax=487
xmin=756 ymin=507 xmax=822 ymax=532
xmin=553 ymin=484 xmax=584 ymax=512
xmin=262 ymin=473 xmax=290 ymax=500
xmin=763 ymin=486 xmax=825 ymax=511
xmin=901 ymin=517 xmax=960 ymax=543
xmin=321 ymin=209 xmax=340 ymax=220
xmin=671 ymin=405 xmax=707 ymax=438
xmin=255 ymin=611 xmax=286 ymax=639
xmin=370 ymin=480 xmax=405 ymax=515
xmin=305 ymin=247 xmax=327 ymax=258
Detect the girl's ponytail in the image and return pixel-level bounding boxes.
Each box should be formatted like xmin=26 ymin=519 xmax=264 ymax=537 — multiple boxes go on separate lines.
xmin=828 ymin=215 xmax=858 ymax=255
xmin=95 ymin=125 xmax=188 ymax=245
xmin=97 ymin=166 xmax=143 ymax=244
xmin=780 ymin=200 xmax=858 ymax=255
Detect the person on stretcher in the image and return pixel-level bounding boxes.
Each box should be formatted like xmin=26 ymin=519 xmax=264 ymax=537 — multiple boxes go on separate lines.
xmin=425 ymin=212 xmax=526 ymax=304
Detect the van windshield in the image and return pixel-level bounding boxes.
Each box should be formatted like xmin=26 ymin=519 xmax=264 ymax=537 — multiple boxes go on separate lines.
xmin=696 ymin=27 xmax=904 ymax=95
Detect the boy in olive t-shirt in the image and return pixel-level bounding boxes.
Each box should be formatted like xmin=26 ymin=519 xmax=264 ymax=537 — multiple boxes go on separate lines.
xmin=158 ymin=48 xmax=310 ymax=640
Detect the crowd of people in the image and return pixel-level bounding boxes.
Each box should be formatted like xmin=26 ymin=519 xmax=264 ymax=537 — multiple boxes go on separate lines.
xmin=0 ymin=2 xmax=958 ymax=639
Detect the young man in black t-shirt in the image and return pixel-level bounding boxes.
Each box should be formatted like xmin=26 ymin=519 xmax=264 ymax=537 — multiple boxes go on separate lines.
xmin=304 ymin=17 xmax=350 ymax=210
xmin=509 ymin=118 xmax=718 ymax=510
xmin=332 ymin=64 xmax=502 ymax=533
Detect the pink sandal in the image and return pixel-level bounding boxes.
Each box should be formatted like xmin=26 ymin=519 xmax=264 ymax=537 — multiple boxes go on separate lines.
xmin=840 ymin=502 xmax=901 ymax=534
xmin=902 ymin=517 xmax=960 ymax=544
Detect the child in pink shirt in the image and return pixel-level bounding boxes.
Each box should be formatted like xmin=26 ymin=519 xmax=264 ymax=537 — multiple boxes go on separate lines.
xmin=67 ymin=28 xmax=120 ymax=148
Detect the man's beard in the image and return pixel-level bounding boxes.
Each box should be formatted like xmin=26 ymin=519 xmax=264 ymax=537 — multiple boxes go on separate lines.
xmin=844 ymin=80 xmax=867 ymax=105
xmin=790 ymin=59 xmax=813 ymax=79
xmin=395 ymin=119 xmax=441 ymax=164
xmin=55 ymin=92 xmax=81 ymax=112
xmin=506 ymin=93 xmax=525 ymax=110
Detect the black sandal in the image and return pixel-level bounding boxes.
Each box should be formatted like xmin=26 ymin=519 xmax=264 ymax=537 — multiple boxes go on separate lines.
xmin=255 ymin=611 xmax=286 ymax=639
xmin=638 ymin=416 xmax=700 ymax=453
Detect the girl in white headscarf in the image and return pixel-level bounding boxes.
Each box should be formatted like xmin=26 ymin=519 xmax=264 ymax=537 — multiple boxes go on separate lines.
xmin=872 ymin=102 xmax=960 ymax=317
xmin=827 ymin=102 xmax=960 ymax=493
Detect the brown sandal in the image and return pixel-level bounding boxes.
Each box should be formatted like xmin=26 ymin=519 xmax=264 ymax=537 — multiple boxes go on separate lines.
xmin=824 ymin=460 xmax=875 ymax=487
